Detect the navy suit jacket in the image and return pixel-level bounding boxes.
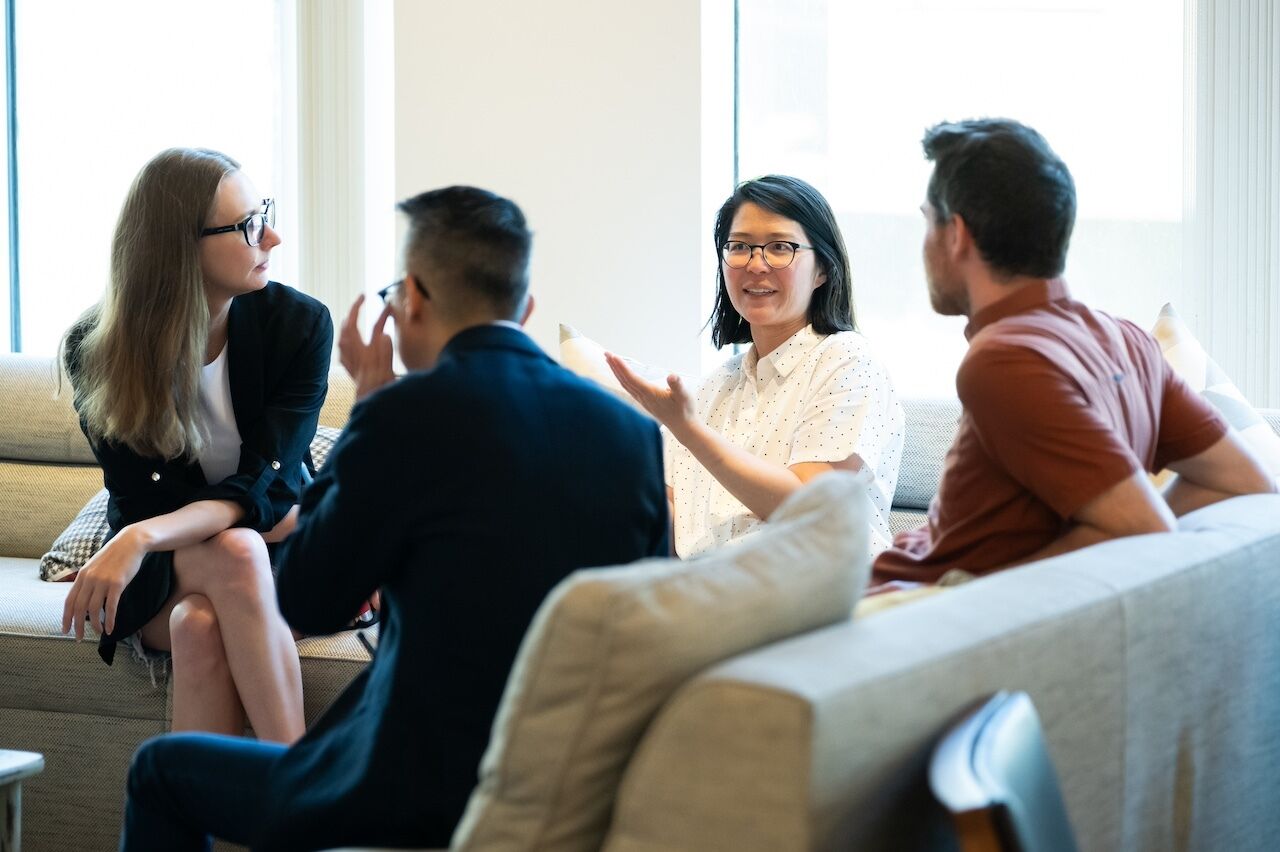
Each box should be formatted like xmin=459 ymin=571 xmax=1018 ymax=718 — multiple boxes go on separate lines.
xmin=260 ymin=324 xmax=669 ymax=851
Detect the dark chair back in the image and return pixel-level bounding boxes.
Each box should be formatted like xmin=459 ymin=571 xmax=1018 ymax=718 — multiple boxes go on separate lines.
xmin=929 ymin=691 xmax=1079 ymax=852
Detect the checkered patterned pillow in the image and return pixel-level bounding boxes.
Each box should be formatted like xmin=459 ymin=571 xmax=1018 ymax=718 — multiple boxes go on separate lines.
xmin=39 ymin=488 xmax=109 ymax=581
xmin=38 ymin=425 xmax=344 ymax=582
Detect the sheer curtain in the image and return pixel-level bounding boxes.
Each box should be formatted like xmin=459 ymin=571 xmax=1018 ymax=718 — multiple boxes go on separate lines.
xmin=1183 ymin=0 xmax=1280 ymax=407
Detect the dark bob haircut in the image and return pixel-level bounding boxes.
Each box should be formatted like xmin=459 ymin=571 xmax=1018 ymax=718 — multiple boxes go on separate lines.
xmin=708 ymin=175 xmax=856 ymax=349
xmin=923 ymin=118 xmax=1076 ymax=279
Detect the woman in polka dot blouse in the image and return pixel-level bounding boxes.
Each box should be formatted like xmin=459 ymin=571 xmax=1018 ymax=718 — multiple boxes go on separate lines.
xmin=608 ymin=175 xmax=905 ymax=558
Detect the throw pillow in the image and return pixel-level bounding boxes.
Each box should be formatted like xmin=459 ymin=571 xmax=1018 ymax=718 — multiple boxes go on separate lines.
xmin=38 ymin=425 xmax=344 ymax=582
xmin=1151 ymin=304 xmax=1280 ymax=486
xmin=39 ymin=488 xmax=109 ymax=582
xmin=558 ymin=323 xmax=675 ymax=411
xmin=451 ymin=470 xmax=873 ymax=852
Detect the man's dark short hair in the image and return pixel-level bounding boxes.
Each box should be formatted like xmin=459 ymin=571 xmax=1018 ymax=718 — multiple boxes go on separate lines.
xmin=397 ymin=186 xmax=532 ymax=319
xmin=922 ymin=118 xmax=1076 ymax=279
xmin=708 ymin=174 xmax=856 ymax=349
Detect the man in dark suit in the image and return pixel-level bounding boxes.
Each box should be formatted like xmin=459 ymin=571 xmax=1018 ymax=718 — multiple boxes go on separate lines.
xmin=120 ymin=186 xmax=670 ymax=851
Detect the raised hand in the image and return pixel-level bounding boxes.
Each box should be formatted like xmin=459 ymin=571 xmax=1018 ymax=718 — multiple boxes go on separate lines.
xmin=338 ymin=294 xmax=396 ymax=402
xmin=604 ymin=352 xmax=697 ymax=440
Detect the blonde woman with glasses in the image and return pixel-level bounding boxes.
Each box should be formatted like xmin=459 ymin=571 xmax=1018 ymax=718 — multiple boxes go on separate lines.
xmin=59 ymin=148 xmax=332 ymax=742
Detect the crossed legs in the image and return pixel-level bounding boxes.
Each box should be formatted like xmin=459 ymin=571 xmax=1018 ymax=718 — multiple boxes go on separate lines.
xmin=139 ymin=528 xmax=304 ymax=743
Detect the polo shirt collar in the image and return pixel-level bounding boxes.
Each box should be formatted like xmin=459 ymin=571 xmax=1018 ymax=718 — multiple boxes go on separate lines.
xmin=746 ymin=324 xmax=822 ymax=383
xmin=965 ymin=278 xmax=1071 ymax=340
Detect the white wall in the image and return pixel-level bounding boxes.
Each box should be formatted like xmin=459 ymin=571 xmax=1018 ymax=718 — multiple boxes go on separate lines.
xmin=393 ymin=0 xmax=719 ymax=376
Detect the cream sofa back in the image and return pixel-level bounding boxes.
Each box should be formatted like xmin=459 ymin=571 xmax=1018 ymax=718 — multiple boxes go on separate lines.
xmin=604 ymin=493 xmax=1280 ymax=852
xmin=0 ymin=352 xmax=354 ymax=559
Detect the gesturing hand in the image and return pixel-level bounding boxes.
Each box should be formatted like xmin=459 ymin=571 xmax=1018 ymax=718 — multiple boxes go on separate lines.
xmin=61 ymin=528 xmax=147 ymax=641
xmin=604 ymin=352 xmax=697 ymax=439
xmin=338 ymin=295 xmax=396 ymax=402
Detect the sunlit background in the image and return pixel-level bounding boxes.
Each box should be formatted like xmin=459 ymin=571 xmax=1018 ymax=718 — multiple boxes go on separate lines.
xmin=739 ymin=0 xmax=1182 ymax=396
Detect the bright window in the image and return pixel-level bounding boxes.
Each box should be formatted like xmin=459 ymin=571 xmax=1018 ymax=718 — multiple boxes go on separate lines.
xmin=738 ymin=0 xmax=1183 ymax=396
xmin=13 ymin=0 xmax=292 ymax=354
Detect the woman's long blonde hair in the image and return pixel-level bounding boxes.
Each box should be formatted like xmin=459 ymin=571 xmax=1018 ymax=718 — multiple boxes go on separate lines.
xmin=61 ymin=147 xmax=240 ymax=460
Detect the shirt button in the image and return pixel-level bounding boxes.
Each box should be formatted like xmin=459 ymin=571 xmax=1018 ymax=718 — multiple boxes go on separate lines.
xmin=150 ymin=472 xmax=161 ymax=481
xmin=270 ymin=460 xmax=281 ymax=470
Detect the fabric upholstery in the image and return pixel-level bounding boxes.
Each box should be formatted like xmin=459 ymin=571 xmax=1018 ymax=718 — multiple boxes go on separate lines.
xmin=38 ymin=488 xmax=109 ymax=581
xmin=0 ymin=355 xmax=366 ymax=852
xmin=451 ymin=471 xmax=873 ymax=852
xmin=892 ymin=399 xmax=959 ymax=510
xmin=0 ymin=460 xmax=106 ymax=559
xmin=37 ymin=426 xmax=343 ymax=581
xmin=1152 ymin=303 xmax=1280 ymax=485
xmin=604 ymin=494 xmax=1280 ymax=852
xmin=0 ymin=353 xmax=95 ymax=464
xmin=319 ymin=370 xmax=355 ymax=429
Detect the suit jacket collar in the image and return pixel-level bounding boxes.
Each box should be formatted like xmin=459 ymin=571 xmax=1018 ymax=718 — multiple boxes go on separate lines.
xmin=440 ymin=323 xmax=549 ymax=363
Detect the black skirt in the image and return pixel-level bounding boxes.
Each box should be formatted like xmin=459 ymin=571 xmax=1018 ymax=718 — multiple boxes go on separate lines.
xmin=98 ymin=549 xmax=175 ymax=665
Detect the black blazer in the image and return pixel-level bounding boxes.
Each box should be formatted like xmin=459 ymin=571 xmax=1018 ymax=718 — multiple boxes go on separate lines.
xmin=259 ymin=324 xmax=669 ymax=851
xmin=68 ymin=281 xmax=333 ymax=535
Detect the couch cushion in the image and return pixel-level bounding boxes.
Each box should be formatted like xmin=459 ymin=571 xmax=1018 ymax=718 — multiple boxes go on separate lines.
xmin=0 ymin=555 xmax=370 ymax=722
xmin=603 ymin=493 xmax=1280 ymax=852
xmin=450 ymin=471 xmax=874 ymax=852
xmin=893 ymin=399 xmax=960 ymax=511
xmin=1152 ymin=304 xmax=1280 ymax=485
xmin=0 ymin=352 xmax=354 ymax=463
xmin=557 ymin=323 xmax=670 ymax=412
xmin=0 ymin=460 xmax=104 ymax=559
xmin=0 ymin=354 xmax=94 ymax=464
xmin=318 ymin=370 xmax=356 ymax=430
xmin=37 ymin=426 xmax=345 ymax=582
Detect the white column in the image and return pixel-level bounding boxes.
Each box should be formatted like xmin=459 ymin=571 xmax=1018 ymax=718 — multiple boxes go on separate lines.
xmin=296 ymin=0 xmax=367 ymax=331
xmin=1184 ymin=0 xmax=1280 ymax=406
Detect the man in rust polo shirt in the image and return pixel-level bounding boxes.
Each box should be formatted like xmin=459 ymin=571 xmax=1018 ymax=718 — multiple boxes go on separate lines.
xmin=874 ymin=119 xmax=1275 ymax=585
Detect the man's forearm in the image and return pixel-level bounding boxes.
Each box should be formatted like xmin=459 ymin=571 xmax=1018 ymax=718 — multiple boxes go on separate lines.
xmin=1004 ymin=523 xmax=1114 ymax=569
xmin=1163 ymin=476 xmax=1275 ymax=518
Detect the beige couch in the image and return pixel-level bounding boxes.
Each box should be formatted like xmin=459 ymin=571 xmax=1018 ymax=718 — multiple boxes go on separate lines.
xmin=0 ymin=353 xmax=366 ymax=852
xmin=3 ymin=349 xmax=1280 ymax=851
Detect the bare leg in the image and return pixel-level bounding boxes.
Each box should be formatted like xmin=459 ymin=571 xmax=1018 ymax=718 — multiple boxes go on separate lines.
xmin=139 ymin=529 xmax=304 ymax=743
xmin=139 ymin=593 xmax=244 ymax=736
xmin=168 ymin=596 xmax=246 ymax=735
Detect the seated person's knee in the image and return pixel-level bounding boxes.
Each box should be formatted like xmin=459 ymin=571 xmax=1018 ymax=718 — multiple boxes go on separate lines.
xmin=208 ymin=528 xmax=272 ymax=590
xmin=169 ymin=594 xmax=225 ymax=661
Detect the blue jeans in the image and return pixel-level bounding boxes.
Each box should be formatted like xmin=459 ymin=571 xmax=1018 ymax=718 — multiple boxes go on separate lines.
xmin=120 ymin=733 xmax=287 ymax=852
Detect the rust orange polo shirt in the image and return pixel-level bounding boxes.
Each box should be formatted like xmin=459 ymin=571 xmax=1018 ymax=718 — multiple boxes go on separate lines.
xmin=874 ymin=279 xmax=1226 ymax=583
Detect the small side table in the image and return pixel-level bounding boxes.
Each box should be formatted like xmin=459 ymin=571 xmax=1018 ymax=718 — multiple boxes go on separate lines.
xmin=0 ymin=750 xmax=43 ymax=852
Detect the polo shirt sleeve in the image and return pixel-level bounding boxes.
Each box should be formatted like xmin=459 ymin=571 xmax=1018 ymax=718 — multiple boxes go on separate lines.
xmin=1152 ymin=360 xmax=1228 ymax=470
xmin=787 ymin=338 xmax=904 ymax=473
xmin=956 ymin=341 xmax=1141 ymax=520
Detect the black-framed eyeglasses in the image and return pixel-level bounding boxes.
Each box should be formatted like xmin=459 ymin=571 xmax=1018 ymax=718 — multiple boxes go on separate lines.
xmin=377 ymin=276 xmax=429 ymax=303
xmin=200 ymin=198 xmax=276 ymax=247
xmin=720 ymin=240 xmax=814 ymax=269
